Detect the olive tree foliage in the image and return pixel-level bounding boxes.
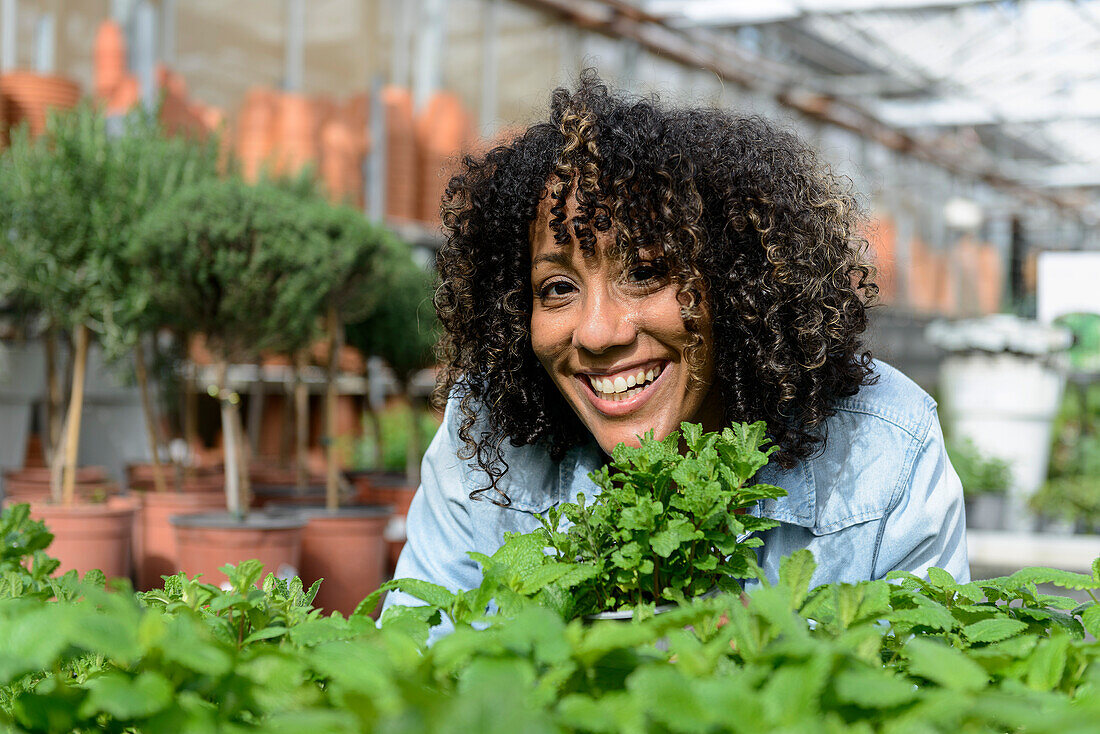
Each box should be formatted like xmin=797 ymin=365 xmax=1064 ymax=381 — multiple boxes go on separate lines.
xmin=0 ymin=103 xmax=220 ymax=357
xmin=128 ymin=177 xmax=332 ymax=364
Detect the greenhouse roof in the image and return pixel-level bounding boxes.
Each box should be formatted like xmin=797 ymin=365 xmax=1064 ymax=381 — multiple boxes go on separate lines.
xmin=615 ymin=0 xmax=1100 ymax=220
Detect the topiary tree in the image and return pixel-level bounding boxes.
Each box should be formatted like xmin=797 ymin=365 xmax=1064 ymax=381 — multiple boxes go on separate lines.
xmin=0 ymin=104 xmax=220 ymax=502
xmin=345 ymin=251 xmax=439 ymax=484
xmin=294 ymin=201 xmax=398 ymax=508
xmin=129 ymin=177 xmax=331 ymax=518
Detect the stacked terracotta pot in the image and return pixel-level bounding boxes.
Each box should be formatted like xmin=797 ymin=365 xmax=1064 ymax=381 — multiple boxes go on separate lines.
xmin=383 ymin=86 xmax=419 ymax=221
xmin=352 ymin=471 xmax=417 ymax=576
xmin=0 ymin=71 xmax=81 ymax=138
xmin=415 ymin=91 xmax=476 ymax=225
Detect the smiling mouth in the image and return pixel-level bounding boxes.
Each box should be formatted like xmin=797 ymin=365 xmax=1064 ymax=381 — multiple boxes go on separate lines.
xmin=584 ymin=363 xmax=666 ymax=402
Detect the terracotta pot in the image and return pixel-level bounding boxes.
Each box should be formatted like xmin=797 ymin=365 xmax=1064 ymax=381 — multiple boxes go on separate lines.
xmin=415 ymin=91 xmax=475 ymax=223
xmin=3 ymin=480 xmax=116 ymax=505
xmin=0 ymin=72 xmax=82 ymax=137
xmin=268 ymin=504 xmax=392 ymax=616
xmin=382 ymin=86 xmax=417 ymax=221
xmin=172 ymin=512 xmax=305 ymax=587
xmin=29 ymin=496 xmax=137 ymax=580
xmin=347 ymin=471 xmax=416 ymax=575
xmin=133 ymin=489 xmax=228 ymax=591
xmin=93 ymin=20 xmax=126 ymax=101
xmin=127 ymin=462 xmax=223 ymax=491
xmin=8 ymin=466 xmax=108 ymax=484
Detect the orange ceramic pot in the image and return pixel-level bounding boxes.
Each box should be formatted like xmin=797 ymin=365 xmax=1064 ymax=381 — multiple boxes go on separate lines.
xmin=29 ymin=496 xmax=137 ymax=580
xmin=171 ymin=512 xmax=305 ymax=587
xmin=268 ymin=504 xmax=392 ymax=616
xmin=0 ymin=72 xmax=81 ymax=137
xmin=347 ymin=471 xmax=416 ymax=575
xmin=133 ymin=489 xmax=228 ymax=590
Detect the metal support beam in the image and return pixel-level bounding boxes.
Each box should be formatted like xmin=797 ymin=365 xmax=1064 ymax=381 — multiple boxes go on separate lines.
xmin=392 ymin=0 xmax=414 ymax=89
xmin=872 ymin=93 xmax=1100 ymax=127
xmin=133 ymin=0 xmax=157 ymax=111
xmin=480 ymin=0 xmax=500 ymax=137
xmin=365 ymin=75 xmax=387 ymax=222
xmin=33 ymin=11 xmax=54 ymax=73
xmin=284 ymin=0 xmax=304 ymax=92
xmin=161 ymin=0 xmax=176 ymax=66
xmin=646 ymin=0 xmax=1003 ymax=27
xmin=1 ymin=0 xmax=17 ymax=71
xmin=413 ymin=0 xmax=446 ymax=111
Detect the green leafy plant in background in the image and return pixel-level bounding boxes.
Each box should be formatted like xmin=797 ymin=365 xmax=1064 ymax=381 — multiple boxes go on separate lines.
xmin=351 ymin=403 xmax=442 ymax=474
xmin=1038 ymin=378 xmax=1100 ymax=530
xmin=947 ymin=438 xmax=1011 ymax=497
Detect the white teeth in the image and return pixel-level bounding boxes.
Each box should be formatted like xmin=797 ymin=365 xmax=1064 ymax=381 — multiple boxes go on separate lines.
xmin=588 ymin=364 xmax=665 ymax=400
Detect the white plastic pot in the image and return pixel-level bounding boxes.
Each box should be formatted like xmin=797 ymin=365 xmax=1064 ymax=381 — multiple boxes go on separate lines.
xmin=940 ymin=352 xmax=1064 ymax=532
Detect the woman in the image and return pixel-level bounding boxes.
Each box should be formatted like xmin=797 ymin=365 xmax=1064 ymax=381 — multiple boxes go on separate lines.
xmin=381 ymin=73 xmax=967 ymax=626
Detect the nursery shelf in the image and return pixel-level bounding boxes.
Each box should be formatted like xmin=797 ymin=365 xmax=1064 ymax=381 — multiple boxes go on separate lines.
xmin=967 ymin=529 xmax=1100 ymax=575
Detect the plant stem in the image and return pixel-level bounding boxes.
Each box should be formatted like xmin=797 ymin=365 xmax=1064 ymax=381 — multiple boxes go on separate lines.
xmin=43 ymin=325 xmax=61 ymax=466
xmin=325 ymin=306 xmax=341 ymax=511
xmin=217 ymin=360 xmax=240 ymax=518
xmin=134 ymin=341 xmax=167 ymax=493
xmin=294 ymin=350 xmax=309 ymax=493
xmin=61 ymin=324 xmax=90 ymax=507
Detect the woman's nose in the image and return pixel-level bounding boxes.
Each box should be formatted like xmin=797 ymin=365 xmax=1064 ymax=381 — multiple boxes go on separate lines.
xmin=572 ymin=287 xmax=637 ymax=354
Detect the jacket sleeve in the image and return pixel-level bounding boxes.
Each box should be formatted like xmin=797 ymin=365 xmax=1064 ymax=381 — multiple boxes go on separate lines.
xmin=378 ymin=396 xmax=483 ymax=634
xmin=872 ymin=405 xmax=970 ymax=583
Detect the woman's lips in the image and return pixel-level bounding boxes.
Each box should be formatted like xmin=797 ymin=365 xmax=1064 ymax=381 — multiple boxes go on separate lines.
xmin=576 ymin=361 xmax=670 ymax=417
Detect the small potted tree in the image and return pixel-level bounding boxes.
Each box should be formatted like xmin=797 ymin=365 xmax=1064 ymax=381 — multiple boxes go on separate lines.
xmin=266 ymin=201 xmax=400 ymax=614
xmin=344 ymin=251 xmax=439 ymax=574
xmin=0 ymin=105 xmax=183 ymax=579
xmin=130 ymin=176 xmax=330 ymax=585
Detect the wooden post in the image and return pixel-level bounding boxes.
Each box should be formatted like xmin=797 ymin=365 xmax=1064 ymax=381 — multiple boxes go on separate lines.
xmin=61 ymin=323 xmax=90 ymax=506
xmin=325 ymin=306 xmax=341 ymax=511
xmin=294 ymin=350 xmax=309 ymax=492
xmin=134 ymin=342 xmax=167 ymax=493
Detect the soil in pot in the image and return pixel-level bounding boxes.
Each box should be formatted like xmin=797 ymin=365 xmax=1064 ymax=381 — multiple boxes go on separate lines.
xmin=29 ymin=495 xmax=137 ymax=580
xmin=250 ymin=483 xmax=353 ymax=509
xmin=267 ymin=503 xmax=393 ymax=616
xmin=170 ymin=512 xmax=306 ymax=588
xmin=133 ymin=489 xmax=228 ymax=591
xmin=4 ymin=466 xmax=117 ymax=506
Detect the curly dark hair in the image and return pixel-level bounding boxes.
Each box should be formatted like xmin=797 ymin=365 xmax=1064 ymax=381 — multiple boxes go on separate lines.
xmin=435 ymin=70 xmax=877 ymax=506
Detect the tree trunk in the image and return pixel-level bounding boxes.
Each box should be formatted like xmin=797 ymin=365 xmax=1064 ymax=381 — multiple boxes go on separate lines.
xmin=325 ymin=307 xmax=341 ymax=511
xmin=294 ymin=350 xmax=309 ymax=492
xmin=183 ymin=363 xmax=199 ymax=478
xmin=217 ymin=361 xmax=241 ymax=518
xmin=61 ymin=324 xmax=90 ymax=506
xmin=134 ymin=342 xmax=168 ymax=493
xmin=43 ymin=325 xmax=62 ymax=466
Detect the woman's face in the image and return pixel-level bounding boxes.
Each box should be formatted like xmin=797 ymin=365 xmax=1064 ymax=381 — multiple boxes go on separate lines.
xmin=529 ymin=196 xmax=723 ymax=455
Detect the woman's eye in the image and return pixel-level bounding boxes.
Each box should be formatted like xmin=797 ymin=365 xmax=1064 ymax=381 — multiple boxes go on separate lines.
xmin=539 ymin=280 xmax=575 ymax=299
xmin=626 ymin=263 xmax=665 ymax=283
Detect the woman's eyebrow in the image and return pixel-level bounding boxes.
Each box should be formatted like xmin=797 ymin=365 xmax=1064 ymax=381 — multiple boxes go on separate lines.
xmin=531 ymin=252 xmax=573 ymax=269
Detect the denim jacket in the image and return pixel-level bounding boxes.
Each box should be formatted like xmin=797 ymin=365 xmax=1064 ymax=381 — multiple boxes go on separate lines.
xmin=381 ymin=360 xmax=969 ymax=630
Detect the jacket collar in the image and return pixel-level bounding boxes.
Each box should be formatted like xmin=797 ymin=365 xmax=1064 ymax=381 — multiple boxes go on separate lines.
xmin=754 ymin=459 xmax=816 ymax=528
xmin=560 ymin=440 xmax=817 ymax=530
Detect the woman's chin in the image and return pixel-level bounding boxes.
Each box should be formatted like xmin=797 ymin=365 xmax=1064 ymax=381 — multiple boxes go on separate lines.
xmin=591 ymin=417 xmax=677 ymax=454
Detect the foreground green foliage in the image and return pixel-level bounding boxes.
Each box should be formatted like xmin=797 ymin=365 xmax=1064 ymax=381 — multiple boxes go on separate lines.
xmin=3 ymin=422 xmax=1100 ymax=732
